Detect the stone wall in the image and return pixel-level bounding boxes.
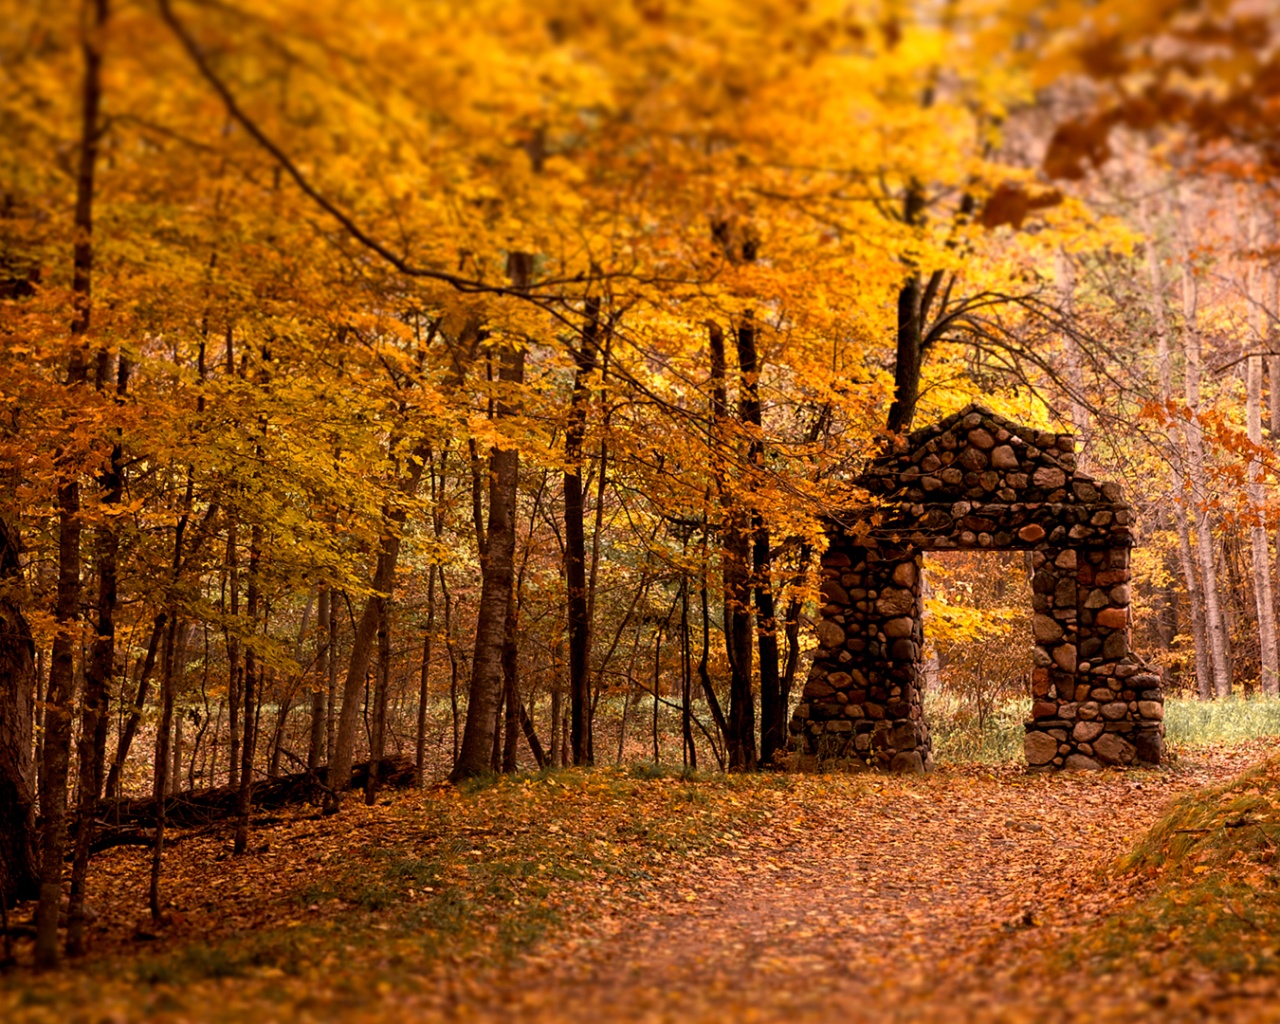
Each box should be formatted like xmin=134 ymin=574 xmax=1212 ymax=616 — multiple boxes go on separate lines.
xmin=790 ymin=405 xmax=1165 ymax=772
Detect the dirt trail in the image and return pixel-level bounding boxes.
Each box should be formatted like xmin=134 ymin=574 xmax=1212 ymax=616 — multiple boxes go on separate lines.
xmin=448 ymin=746 xmax=1277 ymax=1024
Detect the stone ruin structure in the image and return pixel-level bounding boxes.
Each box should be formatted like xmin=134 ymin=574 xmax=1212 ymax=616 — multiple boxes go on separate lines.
xmin=789 ymin=405 xmax=1165 ymax=772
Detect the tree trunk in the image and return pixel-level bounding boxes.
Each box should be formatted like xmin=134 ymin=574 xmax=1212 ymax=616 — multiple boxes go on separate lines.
xmin=227 ymin=525 xmax=241 ymax=789
xmin=709 ymin=321 xmax=756 ymax=770
xmin=1176 ymin=229 xmax=1232 ymax=697
xmin=0 ymin=505 xmax=37 ymax=907
xmin=737 ymin=313 xmax=781 ymax=765
xmin=451 ymin=252 xmax=530 ymax=781
xmin=1247 ymin=351 xmax=1279 ymax=695
xmin=1144 ymin=210 xmax=1213 ymax=697
xmin=501 ymin=607 xmax=520 ymax=774
xmin=309 ymin=586 xmax=330 ymax=770
xmin=34 ymin=3 xmax=108 ymax=970
xmin=327 ymin=455 xmax=427 ymax=810
xmin=149 ymin=616 xmax=179 ymax=921
xmin=105 ymin=612 xmax=165 ymax=798
xmin=565 ymin=300 xmax=599 ymax=765
xmin=66 ymin=351 xmax=127 ymax=954
xmin=364 ymin=598 xmax=390 ymax=804
xmin=886 ymin=186 xmax=926 ymax=435
xmin=233 ymin=524 xmax=261 ymax=853
xmin=415 ymin=569 xmax=434 ymax=787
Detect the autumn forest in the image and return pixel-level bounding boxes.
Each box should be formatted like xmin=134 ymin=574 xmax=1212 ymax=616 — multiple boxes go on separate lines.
xmin=4 ymin=0 xmax=1280 ymax=1020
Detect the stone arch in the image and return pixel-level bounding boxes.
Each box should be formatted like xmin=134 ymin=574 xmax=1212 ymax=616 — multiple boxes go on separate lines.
xmin=789 ymin=405 xmax=1165 ymax=772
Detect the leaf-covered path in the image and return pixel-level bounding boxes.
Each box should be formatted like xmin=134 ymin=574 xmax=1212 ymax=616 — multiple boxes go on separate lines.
xmin=5 ymin=745 xmax=1280 ymax=1023
xmin=449 ymin=745 xmax=1279 ymax=1024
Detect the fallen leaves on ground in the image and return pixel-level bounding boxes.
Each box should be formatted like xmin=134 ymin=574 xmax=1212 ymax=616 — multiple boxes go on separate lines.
xmin=2 ymin=743 xmax=1278 ymax=1023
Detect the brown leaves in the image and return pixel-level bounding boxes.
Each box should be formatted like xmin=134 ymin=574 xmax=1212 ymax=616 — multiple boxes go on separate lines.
xmin=1042 ymin=113 xmax=1120 ymax=181
xmin=2 ymin=748 xmax=1277 ymax=1022
xmin=980 ymin=184 xmax=1064 ymax=230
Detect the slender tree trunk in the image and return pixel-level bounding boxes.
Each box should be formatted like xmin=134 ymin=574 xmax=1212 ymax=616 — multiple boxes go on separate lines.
xmin=1177 ymin=229 xmax=1232 ymax=697
xmin=34 ymin=0 xmax=107 ymax=967
xmin=365 ymin=598 xmax=390 ymax=804
xmin=309 ymin=587 xmax=330 ymax=770
xmin=779 ymin=542 xmax=813 ymax=714
xmin=565 ymin=300 xmax=599 ymax=765
xmin=66 ymin=351 xmax=127 ymax=955
xmin=886 ymin=186 xmax=926 ymax=434
xmin=149 ymin=616 xmax=178 ymax=921
xmin=227 ymin=525 xmax=241 ymax=789
xmin=680 ymin=576 xmax=696 ymax=770
xmin=1144 ymin=210 xmax=1212 ymax=697
xmin=709 ymin=322 xmax=756 ymax=770
xmin=105 ymin=612 xmax=165 ymax=798
xmin=233 ymin=525 xmax=261 ymax=853
xmin=549 ymin=639 xmax=563 ymax=768
xmin=501 ymin=595 xmax=520 ymax=774
xmin=737 ymin=313 xmax=780 ymax=765
xmin=415 ymin=569 xmax=434 ymax=786
xmin=1247 ymin=350 xmax=1279 ymax=695
xmin=0 ymin=503 xmax=37 ymax=906
xmin=327 ymin=456 xmax=427 ymax=810
xmin=451 ymin=252 xmax=530 ymax=781
xmin=326 ymin=590 xmax=338 ymax=765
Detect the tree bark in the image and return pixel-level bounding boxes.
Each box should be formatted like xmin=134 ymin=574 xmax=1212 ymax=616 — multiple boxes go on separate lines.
xmin=233 ymin=523 xmax=261 ymax=853
xmin=34 ymin=0 xmax=107 ymax=967
xmin=737 ymin=314 xmax=781 ymax=765
xmin=886 ymin=186 xmax=925 ymax=435
xmin=149 ymin=616 xmax=179 ymax=920
xmin=565 ymin=299 xmax=600 ymax=766
xmin=326 ymin=457 xmax=425 ymax=810
xmin=1143 ymin=211 xmax=1212 ymax=696
xmin=0 ymin=502 xmax=37 ymax=906
xmin=1248 ymin=352 xmax=1279 ymax=695
xmin=67 ymin=352 xmax=127 ymax=953
xmin=451 ymin=252 xmax=530 ymax=781
xmin=1176 ymin=221 xmax=1232 ymax=697
xmin=226 ymin=524 xmax=241 ymax=789
xmin=709 ymin=321 xmax=756 ymax=770
xmin=364 ymin=597 xmax=390 ymax=804
xmin=105 ymin=612 xmax=165 ymax=798
xmin=414 ymin=570 xmax=434 ymax=786
xmin=309 ymin=587 xmax=330 ymax=770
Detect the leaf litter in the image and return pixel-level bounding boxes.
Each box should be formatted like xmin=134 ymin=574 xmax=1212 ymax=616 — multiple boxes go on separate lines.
xmin=2 ymin=743 xmax=1278 ymax=1022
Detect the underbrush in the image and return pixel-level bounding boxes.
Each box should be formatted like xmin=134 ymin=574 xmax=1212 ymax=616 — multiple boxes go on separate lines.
xmin=1069 ymin=751 xmax=1280 ymax=978
xmin=924 ymin=691 xmax=1029 ymax=764
xmin=1164 ymin=694 xmax=1280 ymax=748
xmin=925 ymin=692 xmax=1280 ymax=765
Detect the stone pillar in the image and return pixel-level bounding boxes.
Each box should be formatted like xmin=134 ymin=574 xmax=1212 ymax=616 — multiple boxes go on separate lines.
xmin=789 ymin=540 xmax=932 ymax=773
xmin=1024 ymin=543 xmax=1164 ymax=769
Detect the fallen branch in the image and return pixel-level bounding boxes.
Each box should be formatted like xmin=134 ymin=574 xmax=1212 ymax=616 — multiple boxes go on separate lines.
xmin=84 ymin=758 xmax=417 ymax=848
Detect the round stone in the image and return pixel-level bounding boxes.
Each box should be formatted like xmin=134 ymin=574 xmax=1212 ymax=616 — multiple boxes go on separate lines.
xmin=1024 ymin=732 xmax=1058 ymax=765
xmin=816 ymin=620 xmax=845 ymax=648
xmin=991 ymin=445 xmax=1019 ymax=469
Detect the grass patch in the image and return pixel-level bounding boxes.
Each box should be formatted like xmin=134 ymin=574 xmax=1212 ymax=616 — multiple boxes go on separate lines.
xmin=924 ymin=692 xmax=1030 ymax=764
xmin=924 ymin=692 xmax=1280 ymax=765
xmin=1164 ymin=695 xmax=1280 ymax=747
xmin=1069 ymin=751 xmax=1280 ymax=978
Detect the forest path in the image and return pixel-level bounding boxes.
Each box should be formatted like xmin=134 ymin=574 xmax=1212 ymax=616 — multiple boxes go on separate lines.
xmin=449 ymin=745 xmax=1270 ymax=1024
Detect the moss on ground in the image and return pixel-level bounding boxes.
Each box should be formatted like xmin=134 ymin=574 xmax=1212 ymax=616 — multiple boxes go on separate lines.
xmin=1069 ymin=750 xmax=1280 ymax=978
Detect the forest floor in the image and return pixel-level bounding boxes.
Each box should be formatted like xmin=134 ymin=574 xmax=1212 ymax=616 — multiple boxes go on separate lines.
xmin=3 ymin=740 xmax=1280 ymax=1023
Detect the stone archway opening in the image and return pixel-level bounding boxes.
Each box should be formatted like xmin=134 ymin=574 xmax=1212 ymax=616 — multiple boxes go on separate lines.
xmin=917 ymin=549 xmax=1035 ymax=760
xmin=789 ymin=404 xmax=1166 ymax=773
